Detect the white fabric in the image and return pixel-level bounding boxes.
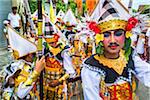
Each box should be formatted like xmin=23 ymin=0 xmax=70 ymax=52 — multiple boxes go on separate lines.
xmin=7 ymin=26 xmax=37 ymax=58
xmin=8 ymin=12 xmax=21 ymax=28
xmin=5 ymin=60 xmax=24 ymax=83
xmin=3 ymin=87 xmax=14 ymax=98
xmin=112 ymin=0 xmax=131 ymax=20
xmin=3 ymin=60 xmax=35 ymax=99
xmin=3 ymin=20 xmax=9 ymax=24
xmin=80 ymin=35 xmax=87 ymax=43
xmin=146 ymin=28 xmax=150 ymax=46
xmin=90 ymin=0 xmax=105 ymax=21
xmin=133 ymin=50 xmax=150 ymax=87
xmin=56 ymin=10 xmax=65 ymax=19
xmin=63 ymin=9 xmax=78 ymax=25
xmin=136 ymin=37 xmax=145 ymax=54
xmin=81 ymin=51 xmax=150 ymax=99
xmin=81 ymin=67 xmax=102 ymax=100
xmin=63 ymin=0 xmax=68 ymax=4
xmin=17 ymin=82 xmax=34 ymax=99
xmin=131 ymin=34 xmax=138 ymax=42
xmin=132 ymin=26 xmax=141 ymax=35
xmin=62 ymin=49 xmax=76 ymax=78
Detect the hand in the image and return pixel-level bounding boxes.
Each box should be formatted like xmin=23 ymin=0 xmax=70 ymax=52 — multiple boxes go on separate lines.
xmin=34 ymin=56 xmax=45 ymax=73
xmin=8 ymin=77 xmax=15 ymax=87
xmin=4 ymin=69 xmax=21 ymax=88
xmin=4 ymin=77 xmax=15 ymax=88
xmin=49 ymin=80 xmax=60 ymax=87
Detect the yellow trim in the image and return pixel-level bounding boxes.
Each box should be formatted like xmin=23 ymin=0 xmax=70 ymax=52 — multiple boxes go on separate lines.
xmin=126 ymin=31 xmax=132 ymax=38
xmin=94 ymin=50 xmax=127 ymax=75
xmin=58 ymin=74 xmax=70 ymax=83
xmin=22 ymin=70 xmax=40 ymax=87
xmin=13 ymin=50 xmax=20 ymax=59
xmin=37 ymin=21 xmax=43 ymax=51
xmin=12 ymin=49 xmax=37 ymax=59
xmin=45 ymin=67 xmax=62 ymax=72
xmin=49 ymin=47 xmax=61 ymax=56
xmin=98 ymin=19 xmax=127 ymax=33
xmin=44 ymin=37 xmax=57 ymax=43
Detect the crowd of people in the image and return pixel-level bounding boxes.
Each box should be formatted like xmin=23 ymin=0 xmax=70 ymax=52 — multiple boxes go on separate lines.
xmin=0 ymin=0 xmax=150 ymax=100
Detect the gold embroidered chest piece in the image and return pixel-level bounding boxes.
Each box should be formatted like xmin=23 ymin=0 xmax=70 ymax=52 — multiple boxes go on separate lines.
xmin=94 ymin=50 xmax=127 ymax=75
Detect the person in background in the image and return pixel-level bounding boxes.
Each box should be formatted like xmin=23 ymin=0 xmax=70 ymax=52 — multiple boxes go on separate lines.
xmin=8 ymin=6 xmax=21 ymax=32
xmin=2 ymin=52 xmax=45 ymax=99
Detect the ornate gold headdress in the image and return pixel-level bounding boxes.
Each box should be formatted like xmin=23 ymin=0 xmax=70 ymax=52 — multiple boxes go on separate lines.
xmin=92 ymin=0 xmax=138 ymax=43
xmin=98 ymin=19 xmax=127 ymax=33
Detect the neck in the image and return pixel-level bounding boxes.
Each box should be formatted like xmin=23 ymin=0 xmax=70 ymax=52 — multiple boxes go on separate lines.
xmin=103 ymin=51 xmax=119 ymax=59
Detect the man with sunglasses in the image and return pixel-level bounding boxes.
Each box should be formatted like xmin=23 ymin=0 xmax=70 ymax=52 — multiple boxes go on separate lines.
xmin=81 ymin=17 xmax=150 ymax=100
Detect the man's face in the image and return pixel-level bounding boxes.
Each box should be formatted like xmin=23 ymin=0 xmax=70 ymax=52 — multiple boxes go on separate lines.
xmin=12 ymin=8 xmax=17 ymax=14
xmin=26 ymin=53 xmax=36 ymax=62
xmin=102 ymin=29 xmax=125 ymax=54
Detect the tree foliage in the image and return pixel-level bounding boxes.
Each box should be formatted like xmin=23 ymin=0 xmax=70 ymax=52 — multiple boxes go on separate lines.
xmin=28 ymin=0 xmax=37 ymax=14
xmin=56 ymin=0 xmax=67 ymax=13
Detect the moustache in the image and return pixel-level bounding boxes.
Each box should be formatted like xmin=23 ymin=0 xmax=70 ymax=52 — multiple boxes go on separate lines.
xmin=108 ymin=42 xmax=119 ymax=47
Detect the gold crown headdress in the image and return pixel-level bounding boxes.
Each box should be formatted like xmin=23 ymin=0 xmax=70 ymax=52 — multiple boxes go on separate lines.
xmin=94 ymin=0 xmax=138 ymax=43
xmin=98 ymin=19 xmax=127 ymax=33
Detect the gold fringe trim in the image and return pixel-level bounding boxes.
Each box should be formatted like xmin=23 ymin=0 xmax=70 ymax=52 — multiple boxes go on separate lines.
xmin=94 ymin=50 xmax=127 ymax=75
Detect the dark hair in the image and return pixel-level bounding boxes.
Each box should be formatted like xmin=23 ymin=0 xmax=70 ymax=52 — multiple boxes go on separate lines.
xmin=12 ymin=7 xmax=17 ymax=10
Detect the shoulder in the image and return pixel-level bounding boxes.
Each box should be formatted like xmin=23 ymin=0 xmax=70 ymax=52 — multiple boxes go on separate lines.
xmin=55 ymin=46 xmax=70 ymax=61
xmin=82 ymin=54 xmax=106 ymax=75
xmin=8 ymin=12 xmax=12 ymax=16
xmin=4 ymin=60 xmax=24 ymax=78
xmin=8 ymin=13 xmax=12 ymax=17
xmin=84 ymin=54 xmax=101 ymax=67
xmin=61 ymin=45 xmax=71 ymax=56
xmin=81 ymin=66 xmax=101 ymax=82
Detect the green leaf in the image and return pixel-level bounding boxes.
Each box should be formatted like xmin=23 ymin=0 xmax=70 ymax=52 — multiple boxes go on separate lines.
xmin=123 ymin=38 xmax=132 ymax=61
xmin=96 ymin=42 xmax=104 ymax=55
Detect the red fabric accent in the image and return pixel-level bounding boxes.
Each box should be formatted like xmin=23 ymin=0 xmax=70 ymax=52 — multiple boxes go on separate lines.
xmin=100 ymin=83 xmax=133 ymax=100
xmin=128 ymin=83 xmax=132 ymax=100
xmin=54 ymin=34 xmax=60 ymax=42
xmin=88 ymin=21 xmax=101 ymax=34
xmin=99 ymin=92 xmax=105 ymax=99
xmin=126 ymin=17 xmax=138 ymax=31
xmin=46 ymin=57 xmax=61 ymax=68
xmin=114 ymin=85 xmax=117 ymax=99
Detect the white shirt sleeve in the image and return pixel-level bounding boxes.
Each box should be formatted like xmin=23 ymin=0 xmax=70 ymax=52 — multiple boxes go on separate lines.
xmin=63 ymin=51 xmax=76 ymax=78
xmin=17 ymin=82 xmax=33 ymax=99
xmin=81 ymin=66 xmax=102 ymax=100
xmin=8 ymin=13 xmax=12 ymax=20
xmin=132 ymin=51 xmax=150 ymax=87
